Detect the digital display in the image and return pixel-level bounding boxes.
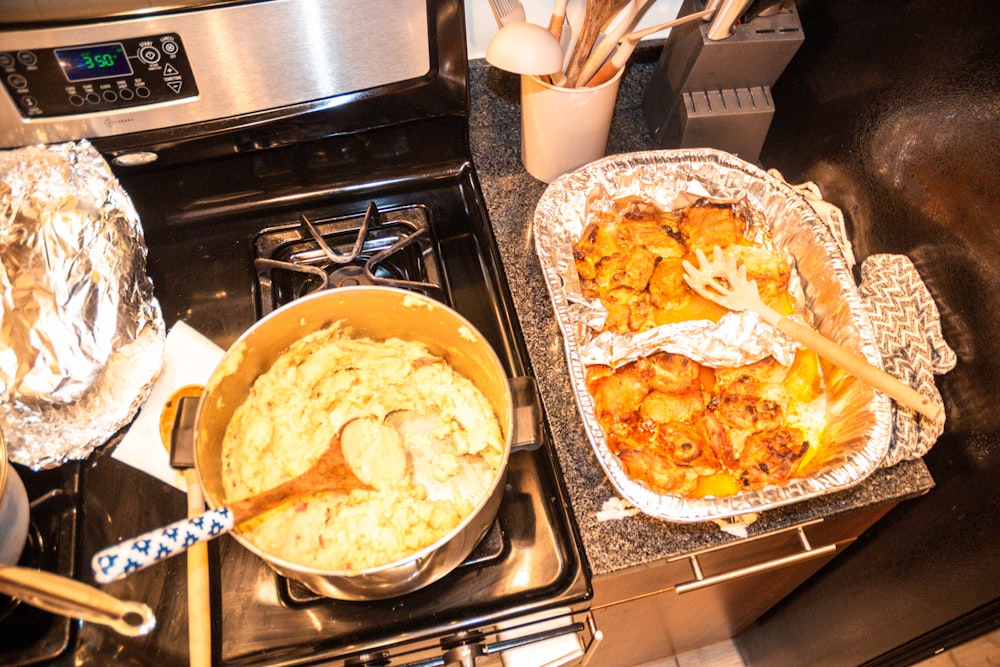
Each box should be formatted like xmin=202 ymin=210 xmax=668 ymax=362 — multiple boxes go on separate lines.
xmin=55 ymin=43 xmax=132 ymax=82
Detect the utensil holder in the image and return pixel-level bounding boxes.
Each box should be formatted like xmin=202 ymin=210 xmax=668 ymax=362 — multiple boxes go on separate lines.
xmin=642 ymin=0 xmax=803 ymax=163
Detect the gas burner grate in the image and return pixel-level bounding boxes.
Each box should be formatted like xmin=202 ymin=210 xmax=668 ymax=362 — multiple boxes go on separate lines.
xmin=254 ymin=202 xmax=444 ymax=316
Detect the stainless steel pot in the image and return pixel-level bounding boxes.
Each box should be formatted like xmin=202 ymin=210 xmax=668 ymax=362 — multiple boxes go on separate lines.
xmin=0 ymin=430 xmax=29 ymax=566
xmin=193 ymin=287 xmax=516 ymax=600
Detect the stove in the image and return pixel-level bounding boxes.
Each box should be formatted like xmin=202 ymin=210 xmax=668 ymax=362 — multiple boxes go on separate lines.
xmin=0 ymin=0 xmax=591 ymax=664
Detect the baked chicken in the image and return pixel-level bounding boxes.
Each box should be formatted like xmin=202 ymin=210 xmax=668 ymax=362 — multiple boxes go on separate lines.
xmin=574 ymin=201 xmax=826 ymax=497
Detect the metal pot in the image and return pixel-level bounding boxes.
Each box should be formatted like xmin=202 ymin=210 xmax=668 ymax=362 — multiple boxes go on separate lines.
xmin=0 ymin=430 xmax=29 ymax=567
xmin=194 ymin=287 xmax=517 ymax=600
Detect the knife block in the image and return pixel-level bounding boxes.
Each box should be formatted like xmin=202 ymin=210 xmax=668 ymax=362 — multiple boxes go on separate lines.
xmin=642 ymin=0 xmax=804 ymax=163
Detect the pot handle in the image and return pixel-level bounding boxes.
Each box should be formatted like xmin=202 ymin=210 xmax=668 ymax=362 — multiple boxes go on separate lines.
xmin=92 ymin=506 xmax=235 ymax=584
xmin=0 ymin=565 xmax=155 ymax=636
xmin=510 ymin=377 xmax=544 ymax=452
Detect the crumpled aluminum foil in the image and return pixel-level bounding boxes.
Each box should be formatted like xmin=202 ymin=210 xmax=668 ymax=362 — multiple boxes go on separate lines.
xmin=534 ymin=148 xmax=893 ymax=522
xmin=0 ymin=140 xmax=165 ymax=469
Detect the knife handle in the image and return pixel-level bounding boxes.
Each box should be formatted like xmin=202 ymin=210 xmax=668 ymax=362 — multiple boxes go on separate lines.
xmin=91 ymin=507 xmax=234 ymax=584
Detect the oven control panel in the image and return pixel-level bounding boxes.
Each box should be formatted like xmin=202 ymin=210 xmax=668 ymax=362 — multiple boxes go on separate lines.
xmin=0 ymin=33 xmax=197 ymax=118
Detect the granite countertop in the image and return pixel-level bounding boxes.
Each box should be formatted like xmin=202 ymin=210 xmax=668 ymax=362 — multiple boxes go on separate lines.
xmin=467 ymin=57 xmax=936 ymax=578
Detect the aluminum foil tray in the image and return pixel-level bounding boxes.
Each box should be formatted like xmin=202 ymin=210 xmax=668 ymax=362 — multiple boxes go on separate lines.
xmin=533 ymin=148 xmax=893 ymax=522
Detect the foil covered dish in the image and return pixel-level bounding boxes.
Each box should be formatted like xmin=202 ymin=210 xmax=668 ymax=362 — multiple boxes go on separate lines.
xmin=0 ymin=140 xmax=165 ymax=469
xmin=534 ymin=148 xmax=892 ymax=522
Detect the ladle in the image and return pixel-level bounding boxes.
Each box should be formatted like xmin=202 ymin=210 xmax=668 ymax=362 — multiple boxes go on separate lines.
xmin=92 ymin=420 xmax=375 ymax=583
xmin=485 ymin=21 xmax=565 ymax=75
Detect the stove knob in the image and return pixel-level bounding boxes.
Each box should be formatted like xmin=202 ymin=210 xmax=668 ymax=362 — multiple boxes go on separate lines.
xmin=343 ymin=651 xmax=389 ymax=667
xmin=442 ymin=643 xmax=486 ymax=667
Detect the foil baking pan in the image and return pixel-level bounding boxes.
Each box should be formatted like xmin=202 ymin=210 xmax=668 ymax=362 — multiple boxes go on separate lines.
xmin=534 ymin=148 xmax=892 ymax=522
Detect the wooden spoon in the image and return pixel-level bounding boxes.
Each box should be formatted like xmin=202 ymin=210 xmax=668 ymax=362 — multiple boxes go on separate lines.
xmin=564 ymin=0 xmax=632 ymax=87
xmin=683 ymin=246 xmax=944 ymax=422
xmin=92 ymin=420 xmax=376 ymax=583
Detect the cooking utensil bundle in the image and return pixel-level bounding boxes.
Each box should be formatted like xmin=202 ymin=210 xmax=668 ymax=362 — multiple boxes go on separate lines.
xmin=486 ymin=0 xmax=727 ymax=87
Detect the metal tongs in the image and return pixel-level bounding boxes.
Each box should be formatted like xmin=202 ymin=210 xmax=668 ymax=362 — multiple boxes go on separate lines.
xmin=0 ymin=565 xmax=155 ymax=637
xmin=682 ymin=246 xmax=944 ymax=422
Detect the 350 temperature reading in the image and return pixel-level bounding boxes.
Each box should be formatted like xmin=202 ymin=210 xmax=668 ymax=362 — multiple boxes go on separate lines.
xmin=55 ymin=43 xmax=133 ymax=82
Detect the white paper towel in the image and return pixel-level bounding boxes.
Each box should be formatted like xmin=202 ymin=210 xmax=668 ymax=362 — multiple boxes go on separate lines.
xmin=112 ymin=321 xmax=224 ymax=491
xmin=498 ymin=608 xmax=585 ymax=667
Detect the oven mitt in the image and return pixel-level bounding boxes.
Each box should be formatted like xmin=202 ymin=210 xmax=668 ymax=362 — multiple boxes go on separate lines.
xmin=857 ymin=254 xmax=955 ymax=465
xmin=769 ymin=169 xmax=956 ymax=467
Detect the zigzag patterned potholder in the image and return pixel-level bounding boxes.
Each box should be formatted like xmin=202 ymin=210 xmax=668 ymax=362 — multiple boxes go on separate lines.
xmin=859 ymin=254 xmax=956 ymax=465
xmin=772 ymin=170 xmax=957 ymax=466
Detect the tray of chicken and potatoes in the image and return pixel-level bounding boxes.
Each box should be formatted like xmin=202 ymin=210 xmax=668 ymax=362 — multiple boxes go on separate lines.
xmin=533 ymin=149 xmax=892 ymax=522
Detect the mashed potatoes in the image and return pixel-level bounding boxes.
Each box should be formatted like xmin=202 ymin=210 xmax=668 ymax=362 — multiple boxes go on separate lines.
xmin=220 ymin=324 xmax=504 ymax=571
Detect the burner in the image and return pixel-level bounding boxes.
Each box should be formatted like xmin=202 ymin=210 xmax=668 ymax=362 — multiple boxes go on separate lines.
xmin=0 ymin=477 xmax=79 ymax=666
xmin=254 ymin=202 xmax=444 ymax=316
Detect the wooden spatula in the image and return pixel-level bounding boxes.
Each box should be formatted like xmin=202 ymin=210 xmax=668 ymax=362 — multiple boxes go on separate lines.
xmin=683 ymin=246 xmax=944 ymax=422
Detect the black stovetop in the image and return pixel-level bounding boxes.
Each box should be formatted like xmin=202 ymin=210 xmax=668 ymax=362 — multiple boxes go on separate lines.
xmin=1 ymin=140 xmax=590 ymax=666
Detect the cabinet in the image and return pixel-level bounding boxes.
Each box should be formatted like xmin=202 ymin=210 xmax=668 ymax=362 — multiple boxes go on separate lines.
xmin=587 ymin=503 xmax=896 ymax=667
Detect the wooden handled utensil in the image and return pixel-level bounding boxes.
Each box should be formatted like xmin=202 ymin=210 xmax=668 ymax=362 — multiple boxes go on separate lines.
xmin=574 ymin=0 xmax=648 ymax=88
xmin=548 ymin=0 xmax=570 ymax=40
xmin=583 ymin=7 xmax=716 ymax=87
xmin=162 ymin=391 xmax=211 ymax=667
xmin=564 ymin=0 xmax=632 ymax=86
xmin=682 ymin=246 xmax=944 ymax=422
xmin=92 ymin=420 xmax=374 ymax=583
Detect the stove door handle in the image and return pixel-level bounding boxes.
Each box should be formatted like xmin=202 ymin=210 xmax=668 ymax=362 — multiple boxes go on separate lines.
xmin=510 ymin=376 xmax=544 ymax=452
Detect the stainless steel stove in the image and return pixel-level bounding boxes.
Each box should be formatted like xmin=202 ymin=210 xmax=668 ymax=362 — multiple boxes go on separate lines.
xmin=0 ymin=1 xmax=592 ymax=664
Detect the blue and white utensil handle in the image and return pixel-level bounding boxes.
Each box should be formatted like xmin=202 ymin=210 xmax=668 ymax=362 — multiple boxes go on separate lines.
xmin=92 ymin=507 xmax=234 ymax=584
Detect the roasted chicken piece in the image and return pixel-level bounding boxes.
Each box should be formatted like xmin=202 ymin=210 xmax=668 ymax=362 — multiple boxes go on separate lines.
xmin=711 ymin=367 xmax=792 ymax=457
xmin=726 ymin=244 xmax=793 ymax=311
xmin=586 ymin=363 xmax=651 ymax=423
xmin=738 ymin=425 xmax=810 ymax=488
xmin=634 ymin=352 xmax=702 ymax=394
xmin=648 ymin=255 xmax=729 ymax=324
xmin=619 ymin=449 xmax=701 ymax=496
xmin=678 ymin=204 xmax=748 ymax=254
xmin=647 ymin=256 xmax=688 ymax=309
xmin=623 ymin=216 xmax=685 ymax=258
xmin=611 ymin=403 xmax=737 ymax=494
xmin=573 ymin=214 xmax=627 ymax=281
xmin=597 ymin=286 xmax=656 ymax=333
xmin=593 ymin=247 xmax=657 ymax=293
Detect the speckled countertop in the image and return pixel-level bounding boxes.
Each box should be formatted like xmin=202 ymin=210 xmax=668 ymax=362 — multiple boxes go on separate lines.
xmin=466 ymin=56 xmax=935 ymax=578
